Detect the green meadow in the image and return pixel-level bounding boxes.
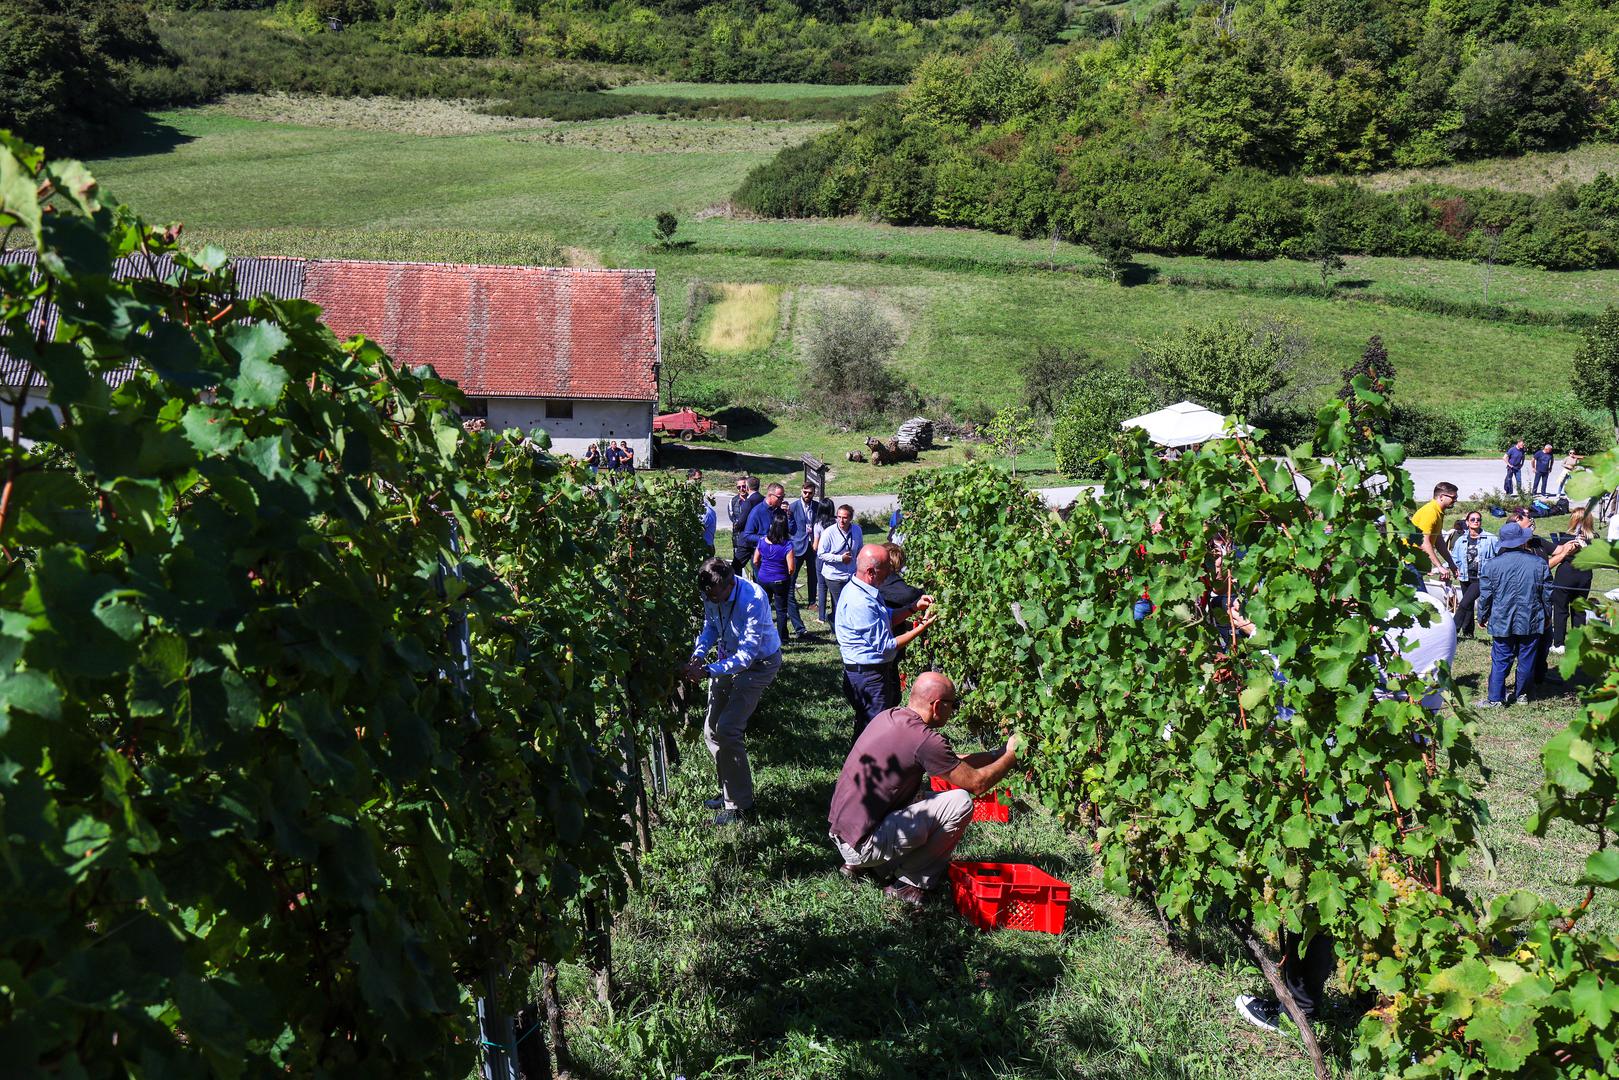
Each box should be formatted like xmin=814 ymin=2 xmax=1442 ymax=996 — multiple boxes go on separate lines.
xmin=87 ymin=102 xmax=1607 ymax=484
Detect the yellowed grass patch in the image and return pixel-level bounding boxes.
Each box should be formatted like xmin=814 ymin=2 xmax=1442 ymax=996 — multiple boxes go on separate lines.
xmin=701 ymin=283 xmax=783 ymax=353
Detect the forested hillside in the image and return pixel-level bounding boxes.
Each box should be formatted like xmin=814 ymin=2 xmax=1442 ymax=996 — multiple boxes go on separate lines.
xmin=737 ymin=0 xmax=1619 ymax=268
xmin=2 ymin=0 xmax=1056 ymax=154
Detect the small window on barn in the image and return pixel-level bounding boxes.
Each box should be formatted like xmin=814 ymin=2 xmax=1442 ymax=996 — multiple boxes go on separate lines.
xmin=461 ymin=398 xmax=489 ymax=419
xmin=545 ymin=400 xmax=574 ymax=420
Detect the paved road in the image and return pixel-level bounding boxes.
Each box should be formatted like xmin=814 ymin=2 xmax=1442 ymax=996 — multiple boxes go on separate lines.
xmin=710 ymin=459 xmax=1521 ymax=531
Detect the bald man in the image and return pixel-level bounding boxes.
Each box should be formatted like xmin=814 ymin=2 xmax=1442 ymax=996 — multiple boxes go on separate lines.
xmin=827 ymin=673 xmax=1020 ymax=907
xmin=835 ymin=543 xmax=938 ymax=741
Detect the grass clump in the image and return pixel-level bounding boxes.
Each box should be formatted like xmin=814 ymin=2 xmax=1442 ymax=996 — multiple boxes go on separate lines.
xmin=701 ymin=283 xmax=783 ymax=353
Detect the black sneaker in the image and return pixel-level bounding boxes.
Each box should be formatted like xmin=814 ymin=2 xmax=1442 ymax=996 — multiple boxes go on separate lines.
xmin=1234 ymin=995 xmax=1281 ymax=1034
xmin=703 ymin=796 xmax=725 ymax=810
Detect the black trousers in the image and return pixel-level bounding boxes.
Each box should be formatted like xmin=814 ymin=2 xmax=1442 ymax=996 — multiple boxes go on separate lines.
xmin=1455 ymin=577 xmax=1481 ymax=637
xmin=761 ymin=579 xmax=790 ymax=641
xmin=732 ymin=544 xmax=754 ymax=578
xmin=843 ymin=666 xmax=899 ymax=742
xmin=1552 ymin=567 xmax=1594 ymax=647
xmin=803 ymin=550 xmax=819 ymax=609
xmin=1281 ymin=931 xmax=1335 ymax=1018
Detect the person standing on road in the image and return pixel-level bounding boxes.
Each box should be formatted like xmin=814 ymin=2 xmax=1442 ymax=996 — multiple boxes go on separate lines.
xmin=1447 ymin=511 xmax=1498 ymax=639
xmin=753 ymin=515 xmax=796 ymax=643
xmin=1409 ymin=482 xmax=1458 ymax=586
xmin=1503 ymin=438 xmax=1526 ymax=495
xmin=1532 ymin=443 xmax=1554 ymax=495
xmin=818 ymin=504 xmax=862 ymax=630
xmin=1556 ymin=449 xmax=1583 ymax=496
xmin=730 ymin=476 xmax=763 ymax=577
xmin=787 ymin=482 xmax=819 ymax=634
xmin=827 ymin=672 xmax=1020 ymax=908
xmin=836 ymin=543 xmax=938 ymax=741
xmin=682 ymin=558 xmax=783 ymax=826
xmin=1477 ymin=521 xmax=1550 ymax=707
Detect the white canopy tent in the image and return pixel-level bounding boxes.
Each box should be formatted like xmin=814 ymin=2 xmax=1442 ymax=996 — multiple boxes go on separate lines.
xmin=1121 ymin=400 xmax=1251 ymax=447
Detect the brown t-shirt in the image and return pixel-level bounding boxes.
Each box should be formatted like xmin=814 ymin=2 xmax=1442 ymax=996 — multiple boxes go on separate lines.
xmin=828 ymin=706 xmax=960 ymax=849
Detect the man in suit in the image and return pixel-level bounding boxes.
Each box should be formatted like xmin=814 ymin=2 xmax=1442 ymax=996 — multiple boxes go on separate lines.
xmin=730 ymin=475 xmax=763 ymax=576
xmin=787 ymin=482 xmax=819 ymax=635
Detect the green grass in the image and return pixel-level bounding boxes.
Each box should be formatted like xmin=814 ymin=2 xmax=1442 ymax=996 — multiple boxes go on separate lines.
xmin=85 ymin=104 xmax=1607 ymax=485
xmin=603 ymin=81 xmax=898 ymax=100
xmin=700 ymin=283 xmax=784 ymax=353
xmin=549 ymin=571 xmax=1607 ymax=1077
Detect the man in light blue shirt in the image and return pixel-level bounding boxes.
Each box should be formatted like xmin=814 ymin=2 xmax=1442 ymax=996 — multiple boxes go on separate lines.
xmin=817 ymin=504 xmax=862 ymax=630
xmin=682 ymin=558 xmax=783 ymax=825
xmin=836 ymin=543 xmax=937 ymax=741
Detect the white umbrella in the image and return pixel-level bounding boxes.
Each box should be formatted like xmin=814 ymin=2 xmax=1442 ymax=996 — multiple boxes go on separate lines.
xmin=1121 ymin=400 xmax=1250 ymax=447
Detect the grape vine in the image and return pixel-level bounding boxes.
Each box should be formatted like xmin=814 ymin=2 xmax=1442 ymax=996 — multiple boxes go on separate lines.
xmin=898 ymin=389 xmax=1618 ymax=1076
xmin=0 ymin=135 xmax=702 ymax=1075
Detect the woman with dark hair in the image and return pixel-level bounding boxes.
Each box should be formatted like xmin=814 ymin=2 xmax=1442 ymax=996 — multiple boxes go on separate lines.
xmin=753 ymin=515 xmax=797 ymax=642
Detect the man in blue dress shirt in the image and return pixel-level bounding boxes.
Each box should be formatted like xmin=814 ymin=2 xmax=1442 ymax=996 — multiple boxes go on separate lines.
xmin=682 ymin=558 xmax=783 ymax=825
xmin=836 ymin=543 xmax=938 ymax=741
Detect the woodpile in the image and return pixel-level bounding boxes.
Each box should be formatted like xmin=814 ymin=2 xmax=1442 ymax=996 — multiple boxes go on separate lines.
xmin=866 ymin=436 xmax=918 ymax=466
xmin=895 ymin=416 xmax=933 ymax=451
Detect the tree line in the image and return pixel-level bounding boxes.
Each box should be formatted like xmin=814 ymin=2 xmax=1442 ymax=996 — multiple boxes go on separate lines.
xmin=736 ymin=0 xmax=1619 ymax=269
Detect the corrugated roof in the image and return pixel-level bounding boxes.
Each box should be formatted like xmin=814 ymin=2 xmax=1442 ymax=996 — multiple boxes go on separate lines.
xmin=0 ymin=251 xmax=306 ymax=388
xmin=1 ymin=254 xmax=658 ymax=402
xmin=302 ymin=261 xmax=659 ymax=402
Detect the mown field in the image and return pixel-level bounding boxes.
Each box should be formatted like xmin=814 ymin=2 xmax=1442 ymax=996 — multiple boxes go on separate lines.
xmin=85 ymin=101 xmax=1612 ymax=489
xmin=602 ymin=81 xmax=898 ymax=100
xmin=541 ymin=533 xmax=1610 ymax=1079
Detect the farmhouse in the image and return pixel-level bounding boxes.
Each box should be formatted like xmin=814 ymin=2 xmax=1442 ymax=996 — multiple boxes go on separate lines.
xmin=0 ymin=253 xmax=660 ymax=464
xmin=304 ymin=260 xmax=659 ymax=463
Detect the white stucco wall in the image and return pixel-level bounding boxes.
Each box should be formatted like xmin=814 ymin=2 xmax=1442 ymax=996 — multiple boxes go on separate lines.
xmin=485 ymin=397 xmax=655 ymax=465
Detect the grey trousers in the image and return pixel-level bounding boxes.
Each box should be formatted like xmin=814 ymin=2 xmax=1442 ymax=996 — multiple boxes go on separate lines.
xmin=703 ymin=650 xmax=782 ymax=811
xmin=832 ymin=787 xmax=974 ymax=890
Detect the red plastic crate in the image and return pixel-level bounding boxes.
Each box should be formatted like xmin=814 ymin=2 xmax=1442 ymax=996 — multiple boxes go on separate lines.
xmin=948 ymin=861 xmax=1071 ymax=935
xmin=929 ymin=775 xmax=1010 ymax=823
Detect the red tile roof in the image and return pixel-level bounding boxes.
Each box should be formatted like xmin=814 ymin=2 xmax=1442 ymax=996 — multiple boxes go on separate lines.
xmin=303 ymin=261 xmax=658 ymax=401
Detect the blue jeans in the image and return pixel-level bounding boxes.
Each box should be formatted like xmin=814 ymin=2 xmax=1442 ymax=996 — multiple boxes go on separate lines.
xmin=1488 ymin=633 xmax=1541 ymax=703
xmin=784 ymin=559 xmax=808 ymax=634
xmin=1533 ymin=471 xmax=1550 ymax=495
xmin=1505 ymin=466 xmax=1523 ymax=494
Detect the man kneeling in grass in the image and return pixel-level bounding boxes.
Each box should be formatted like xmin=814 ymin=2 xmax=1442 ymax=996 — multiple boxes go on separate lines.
xmin=826 ymin=672 xmax=1020 ymax=908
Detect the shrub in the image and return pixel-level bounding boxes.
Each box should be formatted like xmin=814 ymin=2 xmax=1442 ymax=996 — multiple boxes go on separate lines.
xmin=1494 ymin=403 xmax=1605 ymax=454
xmin=1572 ymin=304 xmax=1619 ymax=430
xmin=797 ymin=300 xmax=910 ymax=429
xmin=1051 ymin=367 xmax=1153 ymax=478
xmin=1019 ymin=344 xmax=1091 ymax=417
xmin=1389 ymin=403 xmax=1466 ymax=456
xmin=1138 ymin=315 xmax=1319 ymax=424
